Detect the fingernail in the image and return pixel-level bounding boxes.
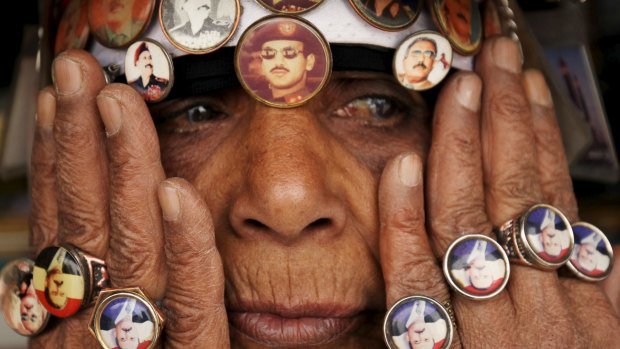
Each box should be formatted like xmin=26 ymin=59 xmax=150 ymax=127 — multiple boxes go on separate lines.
xmin=159 ymin=183 xmax=180 ymax=222
xmin=53 ymin=57 xmax=83 ymax=95
xmin=524 ymin=71 xmax=553 ymax=108
xmin=456 ymin=74 xmax=482 ymax=112
xmin=97 ymin=95 xmax=122 ymax=136
xmin=492 ymin=37 xmax=521 ymax=74
xmin=36 ymin=89 xmax=56 ymax=129
xmin=398 ymin=153 xmax=422 ymax=187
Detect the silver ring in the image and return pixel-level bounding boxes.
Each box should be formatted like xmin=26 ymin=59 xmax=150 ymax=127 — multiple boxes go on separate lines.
xmin=566 ymin=222 xmax=614 ymax=281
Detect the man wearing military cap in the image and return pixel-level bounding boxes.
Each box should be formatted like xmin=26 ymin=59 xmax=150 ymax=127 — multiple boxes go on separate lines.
xmin=128 ymin=42 xmax=169 ymax=101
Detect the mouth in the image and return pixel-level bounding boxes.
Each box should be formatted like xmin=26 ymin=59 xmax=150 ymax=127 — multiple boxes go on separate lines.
xmin=228 ymin=302 xmax=367 ymax=346
xmin=270 ymin=68 xmax=290 ymax=77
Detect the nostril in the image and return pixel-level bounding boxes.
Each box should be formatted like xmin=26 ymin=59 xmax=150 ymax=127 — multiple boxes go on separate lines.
xmin=304 ymin=218 xmax=331 ymax=232
xmin=244 ymin=219 xmax=269 ymax=232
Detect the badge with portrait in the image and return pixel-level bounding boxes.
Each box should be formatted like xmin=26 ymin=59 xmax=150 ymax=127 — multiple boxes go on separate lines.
xmin=235 ymin=15 xmax=332 ymax=108
xmin=394 ymin=31 xmax=452 ymax=91
xmin=88 ymin=0 xmax=156 ymax=48
xmin=256 ymin=0 xmax=325 ymax=14
xmin=347 ymin=0 xmax=421 ymax=31
xmin=430 ymin=0 xmax=482 ymax=55
xmin=55 ymin=0 xmax=90 ymax=56
xmin=124 ymin=40 xmax=174 ymax=103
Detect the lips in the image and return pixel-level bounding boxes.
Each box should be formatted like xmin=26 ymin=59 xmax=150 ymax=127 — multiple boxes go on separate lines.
xmin=228 ymin=302 xmax=365 ymax=346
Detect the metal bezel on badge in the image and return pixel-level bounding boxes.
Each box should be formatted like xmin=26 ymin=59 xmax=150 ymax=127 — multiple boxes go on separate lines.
xmin=443 ymin=234 xmax=509 ymax=300
xmin=429 ymin=0 xmax=482 ymax=56
xmin=256 ymin=0 xmax=325 ymax=14
xmin=0 ymin=259 xmax=50 ymax=336
xmin=124 ymin=39 xmax=175 ymax=103
xmin=393 ymin=30 xmax=453 ymax=91
xmin=33 ymin=244 xmax=110 ymax=318
xmin=347 ymin=0 xmax=422 ymax=32
xmin=234 ymin=15 xmax=333 ymax=109
xmin=566 ymin=222 xmax=614 ymax=282
xmin=383 ymin=295 xmax=454 ymax=349
xmin=87 ymin=0 xmax=156 ymax=48
xmin=54 ymin=0 xmax=90 ymax=56
xmin=159 ymin=0 xmax=241 ymax=54
xmin=89 ymin=287 xmax=164 ymax=349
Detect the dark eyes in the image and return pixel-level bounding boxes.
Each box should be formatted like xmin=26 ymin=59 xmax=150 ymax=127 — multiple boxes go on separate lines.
xmin=332 ymin=95 xmax=406 ymax=126
xmin=186 ymin=105 xmax=226 ymax=124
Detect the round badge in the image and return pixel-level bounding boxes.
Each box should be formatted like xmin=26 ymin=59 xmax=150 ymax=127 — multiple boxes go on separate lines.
xmin=256 ymin=0 xmax=325 ymax=14
xmin=521 ymin=205 xmax=573 ymax=267
xmin=443 ymin=234 xmax=509 ymax=300
xmin=125 ymin=40 xmax=174 ymax=103
xmin=567 ymin=222 xmax=614 ymax=281
xmin=54 ymin=0 xmax=90 ymax=56
xmin=483 ymin=0 xmax=502 ymax=38
xmin=347 ymin=0 xmax=421 ymax=31
xmin=431 ymin=0 xmax=482 ymax=55
xmin=384 ymin=296 xmax=453 ymax=349
xmin=90 ymin=288 xmax=164 ymax=349
xmin=235 ymin=15 xmax=332 ymax=108
xmin=394 ymin=31 xmax=452 ymax=91
xmin=33 ymin=246 xmax=85 ymax=317
xmin=0 ymin=259 xmax=50 ymax=336
xmin=88 ymin=0 xmax=156 ymax=48
xmin=159 ymin=0 xmax=240 ymax=54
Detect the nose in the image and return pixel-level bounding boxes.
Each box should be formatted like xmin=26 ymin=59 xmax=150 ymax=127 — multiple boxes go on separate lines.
xmin=229 ymin=107 xmax=347 ymax=243
xmin=54 ymin=280 xmax=63 ymax=287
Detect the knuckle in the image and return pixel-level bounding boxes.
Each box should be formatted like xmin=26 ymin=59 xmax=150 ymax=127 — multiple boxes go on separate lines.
xmin=164 ymin=298 xmax=227 ymax=344
xmin=54 ymin=119 xmax=98 ymax=150
xmin=489 ymin=173 xmax=540 ymax=210
xmin=383 ymin=207 xmax=424 ymax=234
xmin=388 ymin=256 xmax=445 ymax=298
xmin=488 ymin=90 xmax=530 ymax=123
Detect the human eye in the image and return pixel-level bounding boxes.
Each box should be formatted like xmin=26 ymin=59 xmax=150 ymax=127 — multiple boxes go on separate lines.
xmin=153 ymin=99 xmax=228 ymax=133
xmin=332 ymin=95 xmax=407 ymax=127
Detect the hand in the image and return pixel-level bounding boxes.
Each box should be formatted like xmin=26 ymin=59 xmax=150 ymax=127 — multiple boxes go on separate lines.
xmin=29 ymin=50 xmax=228 ymax=348
xmin=378 ymin=37 xmax=620 ymax=348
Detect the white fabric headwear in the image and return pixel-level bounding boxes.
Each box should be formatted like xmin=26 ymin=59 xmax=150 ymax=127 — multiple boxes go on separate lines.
xmin=405 ymin=300 xmax=426 ymax=328
xmin=540 ymin=209 xmax=556 ymax=231
xmin=466 ymin=239 xmax=487 ymax=264
xmin=114 ymin=298 xmax=137 ymax=325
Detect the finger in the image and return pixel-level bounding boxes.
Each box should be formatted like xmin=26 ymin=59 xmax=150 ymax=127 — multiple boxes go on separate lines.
xmin=523 ymin=70 xmax=578 ymax=221
xmin=379 ymin=153 xmax=450 ymax=308
xmin=97 ymin=84 xmax=167 ymax=299
xmin=52 ymin=50 xmax=109 ymax=257
xmin=602 ymin=245 xmax=620 ymax=315
xmin=160 ymin=178 xmax=230 ymax=348
xmin=30 ymin=87 xmax=59 ymax=256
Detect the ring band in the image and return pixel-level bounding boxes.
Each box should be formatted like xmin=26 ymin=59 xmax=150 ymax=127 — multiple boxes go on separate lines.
xmin=33 ymin=244 xmax=110 ymax=318
xmin=443 ymin=234 xmax=510 ymax=300
xmin=495 ymin=204 xmax=574 ymax=270
xmin=89 ymin=287 xmax=164 ymax=349
xmin=383 ymin=295 xmax=454 ymax=349
xmin=565 ymin=222 xmax=614 ymax=281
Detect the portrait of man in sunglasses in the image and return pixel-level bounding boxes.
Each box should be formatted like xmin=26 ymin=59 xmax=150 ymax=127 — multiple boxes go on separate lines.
xmin=401 ymin=36 xmax=438 ymax=90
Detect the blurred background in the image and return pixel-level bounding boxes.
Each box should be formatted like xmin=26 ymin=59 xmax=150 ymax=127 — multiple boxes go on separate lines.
xmin=0 ymin=0 xmax=619 ymax=347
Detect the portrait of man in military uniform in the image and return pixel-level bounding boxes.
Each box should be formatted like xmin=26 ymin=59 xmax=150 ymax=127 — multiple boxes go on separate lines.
xmin=126 ymin=42 xmax=170 ymax=102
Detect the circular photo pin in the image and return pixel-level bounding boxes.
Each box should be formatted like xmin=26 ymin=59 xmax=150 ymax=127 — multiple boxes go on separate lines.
xmin=384 ymin=295 xmax=453 ymax=349
xmin=235 ymin=15 xmax=332 ymax=108
xmin=521 ymin=204 xmax=574 ymax=268
xmin=159 ymin=0 xmax=240 ymax=54
xmin=256 ymin=0 xmax=325 ymax=14
xmin=90 ymin=288 xmax=164 ymax=349
xmin=443 ymin=234 xmax=509 ymax=300
xmin=347 ymin=0 xmax=421 ymax=31
xmin=125 ymin=40 xmax=174 ymax=103
xmin=567 ymin=222 xmax=614 ymax=281
xmin=88 ymin=0 xmax=156 ymax=48
xmin=55 ymin=0 xmax=90 ymax=56
xmin=33 ymin=246 xmax=86 ymax=317
xmin=0 ymin=259 xmax=50 ymax=336
xmin=431 ymin=0 xmax=482 ymax=55
xmin=394 ymin=31 xmax=452 ymax=91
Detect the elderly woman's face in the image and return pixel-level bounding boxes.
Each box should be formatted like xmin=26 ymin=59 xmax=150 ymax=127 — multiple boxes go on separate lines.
xmin=152 ymin=72 xmax=429 ymax=348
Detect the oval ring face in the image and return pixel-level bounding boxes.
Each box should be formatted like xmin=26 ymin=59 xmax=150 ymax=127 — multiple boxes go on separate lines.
xmin=384 ymin=296 xmax=453 ymax=349
xmin=431 ymin=0 xmax=482 ymax=55
xmin=522 ymin=205 xmax=573 ymax=266
xmin=568 ymin=222 xmax=614 ymax=281
xmin=0 ymin=259 xmax=50 ymax=336
xmin=159 ymin=0 xmax=240 ymax=54
xmin=394 ymin=31 xmax=452 ymax=91
xmin=33 ymin=246 xmax=85 ymax=318
xmin=347 ymin=0 xmax=422 ymax=31
xmin=125 ymin=40 xmax=174 ymax=103
xmin=444 ymin=234 xmax=509 ymax=300
xmin=256 ymin=0 xmax=325 ymax=14
xmin=88 ymin=0 xmax=156 ymax=48
xmin=235 ymin=15 xmax=332 ymax=108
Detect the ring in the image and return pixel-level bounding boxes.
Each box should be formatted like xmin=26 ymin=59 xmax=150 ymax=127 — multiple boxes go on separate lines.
xmin=565 ymin=222 xmax=614 ymax=281
xmin=383 ymin=295 xmax=455 ymax=349
xmin=443 ymin=234 xmax=510 ymax=300
xmin=0 ymin=258 xmax=51 ymax=336
xmin=89 ymin=287 xmax=164 ymax=349
xmin=33 ymin=244 xmax=110 ymax=318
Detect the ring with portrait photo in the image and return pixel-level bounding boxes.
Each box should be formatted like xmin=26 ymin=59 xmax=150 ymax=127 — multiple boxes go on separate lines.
xmin=235 ymin=15 xmax=332 ymax=108
xmin=567 ymin=222 xmax=614 ymax=281
xmin=384 ymin=295 xmax=453 ymax=349
xmin=124 ymin=39 xmax=174 ymax=103
xmin=0 ymin=259 xmax=50 ymax=336
xmin=393 ymin=31 xmax=452 ymax=91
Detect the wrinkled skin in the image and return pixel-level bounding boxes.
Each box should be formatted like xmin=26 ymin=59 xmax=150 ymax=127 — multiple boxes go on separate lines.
xmin=29 ymin=37 xmax=620 ymax=349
